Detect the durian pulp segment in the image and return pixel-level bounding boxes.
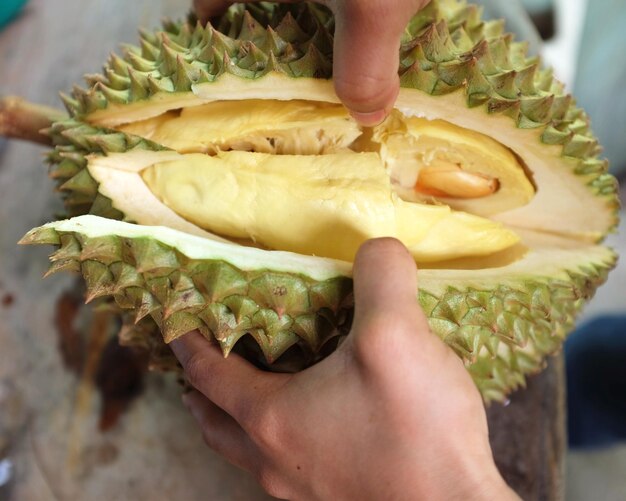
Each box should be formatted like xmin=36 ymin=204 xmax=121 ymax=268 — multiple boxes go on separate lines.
xmin=140 ymin=151 xmax=519 ymax=262
xmin=106 ymin=99 xmax=537 ymax=263
xmin=118 ymin=101 xmax=534 ymax=218
xmin=118 ymin=100 xmax=362 ymax=155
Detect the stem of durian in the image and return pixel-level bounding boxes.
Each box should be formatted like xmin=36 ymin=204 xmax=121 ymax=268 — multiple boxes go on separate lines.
xmin=0 ymin=97 xmax=66 ymax=145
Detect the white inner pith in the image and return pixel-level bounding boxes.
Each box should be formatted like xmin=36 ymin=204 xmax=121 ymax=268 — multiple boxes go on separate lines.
xmin=85 ymin=97 xmax=541 ymax=265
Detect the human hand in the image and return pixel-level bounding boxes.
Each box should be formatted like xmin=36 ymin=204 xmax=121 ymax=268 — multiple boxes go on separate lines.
xmin=192 ymin=0 xmax=431 ymax=125
xmin=171 ymin=238 xmax=519 ymax=500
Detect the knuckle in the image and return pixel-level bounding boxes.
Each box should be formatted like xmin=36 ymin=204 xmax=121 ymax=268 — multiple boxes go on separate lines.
xmin=353 ymin=314 xmax=413 ymax=366
xmin=334 ymin=73 xmax=397 ymax=110
xmin=201 ymin=428 xmax=220 ymax=452
xmin=254 ymin=466 xmax=288 ymax=499
xmin=364 ymin=312 xmax=410 ymax=339
xmin=183 ymin=351 xmax=211 ymax=389
xmin=246 ymin=401 xmax=283 ymax=452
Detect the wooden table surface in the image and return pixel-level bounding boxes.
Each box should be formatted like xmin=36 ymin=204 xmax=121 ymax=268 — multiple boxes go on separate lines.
xmin=0 ymin=1 xmax=565 ymax=499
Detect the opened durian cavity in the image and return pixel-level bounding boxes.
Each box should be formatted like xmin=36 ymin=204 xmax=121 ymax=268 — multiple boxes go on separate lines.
xmin=108 ymin=99 xmax=536 ymax=263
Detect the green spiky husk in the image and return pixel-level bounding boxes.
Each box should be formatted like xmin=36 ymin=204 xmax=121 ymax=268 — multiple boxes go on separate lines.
xmin=24 ymin=222 xmax=353 ymax=364
xmin=49 ymin=0 xmax=617 ymax=222
xmin=45 ymin=120 xmax=165 ymax=218
xmin=11 ymin=0 xmax=618 ymax=402
xmin=22 ymin=219 xmax=616 ymax=402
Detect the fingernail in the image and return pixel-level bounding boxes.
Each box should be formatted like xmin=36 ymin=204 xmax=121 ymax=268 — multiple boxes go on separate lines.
xmin=350 ymin=109 xmax=388 ymax=127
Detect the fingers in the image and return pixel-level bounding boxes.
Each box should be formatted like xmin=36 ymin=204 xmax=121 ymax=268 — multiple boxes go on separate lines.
xmin=350 ymin=238 xmax=430 ymax=347
xmin=170 ymin=331 xmax=278 ymax=421
xmin=194 ymin=0 xmax=429 ymax=125
xmin=193 ymin=0 xmax=232 ymax=22
xmin=353 ymin=238 xmax=421 ymax=317
xmin=332 ymin=1 xmax=418 ymax=125
xmin=193 ymin=0 xmax=299 ymax=24
xmin=183 ymin=389 xmax=260 ymax=471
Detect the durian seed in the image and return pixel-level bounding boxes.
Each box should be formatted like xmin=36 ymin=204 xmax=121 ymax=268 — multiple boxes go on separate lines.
xmin=415 ymin=161 xmax=499 ymax=199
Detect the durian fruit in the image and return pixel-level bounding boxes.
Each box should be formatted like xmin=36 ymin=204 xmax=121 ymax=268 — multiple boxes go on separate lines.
xmin=2 ymin=0 xmax=619 ymax=402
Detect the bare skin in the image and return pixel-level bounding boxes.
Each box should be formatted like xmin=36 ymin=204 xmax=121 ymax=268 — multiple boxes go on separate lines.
xmin=171 ymin=239 xmax=519 ymax=500
xmin=193 ymin=0 xmax=431 ymax=125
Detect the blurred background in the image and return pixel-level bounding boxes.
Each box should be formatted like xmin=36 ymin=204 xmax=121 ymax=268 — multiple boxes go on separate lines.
xmin=0 ymin=0 xmax=624 ymax=499
xmin=483 ymin=2 xmax=626 ymax=500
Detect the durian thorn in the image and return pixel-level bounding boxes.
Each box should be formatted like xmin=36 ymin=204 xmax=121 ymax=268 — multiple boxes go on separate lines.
xmin=0 ymin=97 xmax=66 ymax=145
xmin=415 ymin=161 xmax=499 ymax=199
xmin=18 ymin=226 xmax=60 ymax=246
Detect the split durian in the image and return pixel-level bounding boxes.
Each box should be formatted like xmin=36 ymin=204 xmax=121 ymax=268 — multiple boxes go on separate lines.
xmin=1 ymin=0 xmax=619 ymax=402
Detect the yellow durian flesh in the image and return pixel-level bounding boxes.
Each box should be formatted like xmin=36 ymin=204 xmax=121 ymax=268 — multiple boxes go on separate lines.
xmin=119 ymin=99 xmax=361 ymax=155
xmin=108 ymin=98 xmax=538 ymax=264
xmin=141 ymin=151 xmax=519 ymax=262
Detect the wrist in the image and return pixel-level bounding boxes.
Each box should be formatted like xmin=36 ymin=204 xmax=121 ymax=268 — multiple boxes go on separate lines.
xmin=438 ymin=454 xmax=519 ymax=501
xmin=408 ymin=447 xmax=519 ymax=501
xmin=463 ymin=465 xmax=519 ymax=501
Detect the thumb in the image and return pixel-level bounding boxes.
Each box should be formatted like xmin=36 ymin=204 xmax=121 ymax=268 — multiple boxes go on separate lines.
xmin=347 ymin=239 xmax=455 ymax=378
xmin=332 ymin=1 xmax=422 ymax=125
xmin=351 ymin=238 xmax=430 ymax=340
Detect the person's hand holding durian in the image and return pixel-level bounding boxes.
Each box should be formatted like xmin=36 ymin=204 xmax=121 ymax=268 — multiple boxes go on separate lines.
xmin=174 ymin=6 xmax=517 ymax=497
xmin=172 ymin=238 xmax=518 ymax=500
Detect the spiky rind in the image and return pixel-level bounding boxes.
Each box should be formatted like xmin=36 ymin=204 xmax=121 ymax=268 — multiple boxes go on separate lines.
xmin=22 ymin=223 xmax=615 ymax=402
xmin=55 ymin=0 xmax=618 ymax=225
xmin=62 ymin=6 xmax=334 ymax=119
xmin=23 ymin=226 xmax=353 ymax=365
xmin=420 ymin=260 xmax=614 ymax=401
xmin=45 ymin=120 xmax=166 ymax=218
